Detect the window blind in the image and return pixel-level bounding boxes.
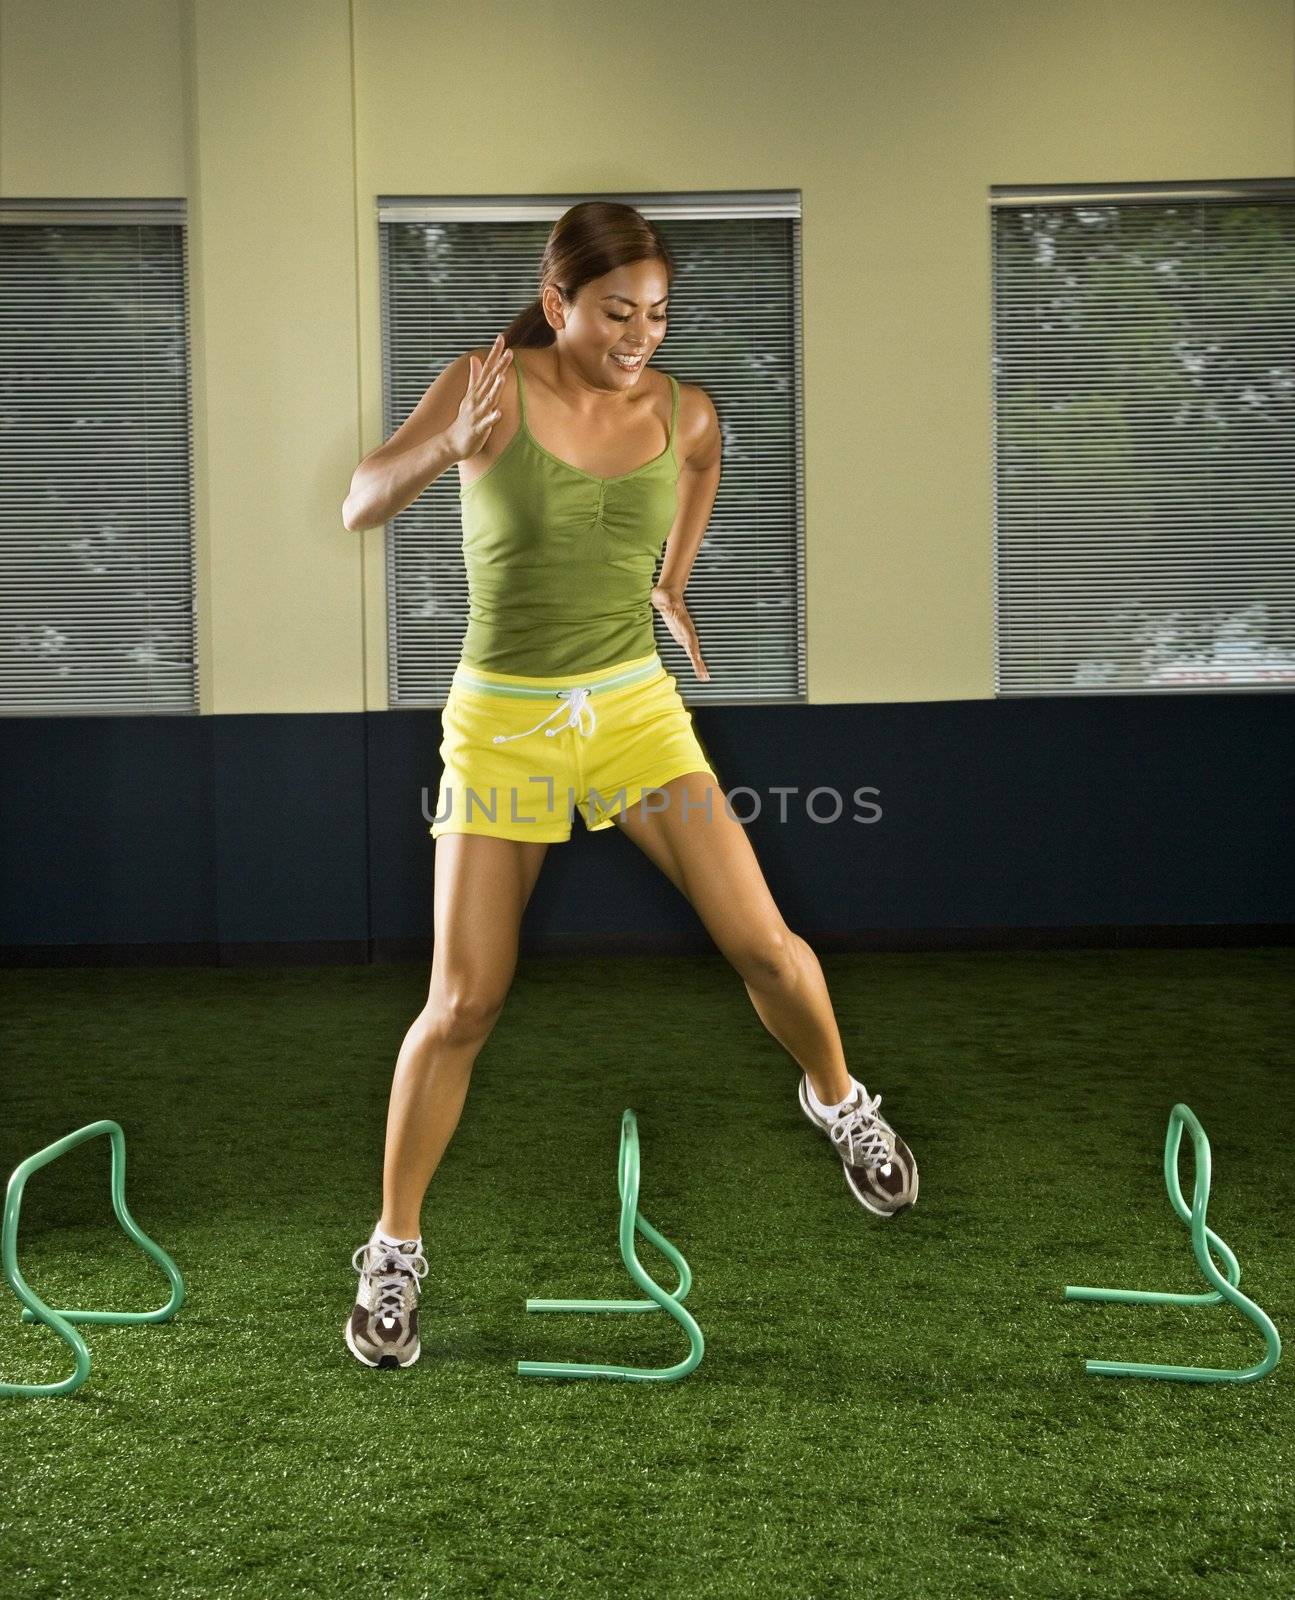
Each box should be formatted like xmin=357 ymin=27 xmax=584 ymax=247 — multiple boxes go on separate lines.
xmin=0 ymin=199 xmax=197 ymax=716
xmin=377 ymin=193 xmax=805 ymax=706
xmin=991 ymin=179 xmax=1295 ymax=695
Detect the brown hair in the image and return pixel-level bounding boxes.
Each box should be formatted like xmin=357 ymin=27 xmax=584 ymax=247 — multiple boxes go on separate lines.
xmin=500 ymin=201 xmax=675 ymax=349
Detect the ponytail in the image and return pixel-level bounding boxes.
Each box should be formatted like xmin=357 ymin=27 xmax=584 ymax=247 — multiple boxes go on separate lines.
xmin=500 ymin=296 xmax=555 ymax=350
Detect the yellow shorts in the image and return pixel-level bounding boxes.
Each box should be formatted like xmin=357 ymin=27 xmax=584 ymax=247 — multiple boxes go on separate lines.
xmin=430 ymin=648 xmax=720 ymax=843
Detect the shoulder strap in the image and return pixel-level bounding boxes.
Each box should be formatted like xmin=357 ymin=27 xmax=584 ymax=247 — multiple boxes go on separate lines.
xmin=668 ymin=373 xmax=680 ymax=445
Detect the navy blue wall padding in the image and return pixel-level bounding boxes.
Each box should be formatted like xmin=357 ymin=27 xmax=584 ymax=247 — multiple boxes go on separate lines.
xmin=1 ymin=693 xmax=1291 ymax=959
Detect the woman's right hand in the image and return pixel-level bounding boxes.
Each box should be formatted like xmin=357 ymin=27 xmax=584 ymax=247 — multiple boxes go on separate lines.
xmin=445 ymin=334 xmax=512 ymax=462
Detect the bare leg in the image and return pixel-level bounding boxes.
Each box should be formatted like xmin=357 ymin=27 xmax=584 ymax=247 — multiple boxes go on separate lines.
xmin=378 ymin=833 xmax=549 ymax=1239
xmin=743 ymin=931 xmax=853 ymax=1104
xmin=611 ymin=774 xmax=853 ymax=1105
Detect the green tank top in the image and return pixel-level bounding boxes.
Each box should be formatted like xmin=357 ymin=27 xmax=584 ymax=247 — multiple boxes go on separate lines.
xmin=458 ymin=353 xmax=681 ymax=675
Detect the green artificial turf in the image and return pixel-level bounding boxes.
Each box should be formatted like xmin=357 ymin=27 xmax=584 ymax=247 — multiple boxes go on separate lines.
xmin=0 ymin=947 xmax=1291 ymax=1598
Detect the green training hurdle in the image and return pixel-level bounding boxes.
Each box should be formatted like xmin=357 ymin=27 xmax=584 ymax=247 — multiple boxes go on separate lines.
xmin=2 ymin=1119 xmax=185 ymax=1400
xmin=1064 ymin=1102 xmax=1280 ymax=1384
xmin=518 ymin=1108 xmax=704 ymax=1383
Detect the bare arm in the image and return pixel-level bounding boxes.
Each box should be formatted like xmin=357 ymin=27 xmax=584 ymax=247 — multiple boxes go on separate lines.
xmin=651 ymin=384 xmax=722 ymax=680
xmin=342 ymin=338 xmax=512 ymax=532
xmin=342 ymin=431 xmax=459 ymax=533
xmin=656 ymin=384 xmax=721 ymax=598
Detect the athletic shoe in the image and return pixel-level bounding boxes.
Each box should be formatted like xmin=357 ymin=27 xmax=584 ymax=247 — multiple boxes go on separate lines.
xmin=344 ymin=1236 xmax=429 ymax=1368
xmin=798 ymin=1074 xmax=919 ymax=1217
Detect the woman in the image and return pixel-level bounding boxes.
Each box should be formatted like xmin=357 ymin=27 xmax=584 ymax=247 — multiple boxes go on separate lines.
xmin=341 ymin=201 xmax=918 ymax=1370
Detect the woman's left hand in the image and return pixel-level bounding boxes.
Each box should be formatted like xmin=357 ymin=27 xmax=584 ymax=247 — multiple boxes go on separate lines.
xmin=651 ymin=586 xmax=711 ymax=682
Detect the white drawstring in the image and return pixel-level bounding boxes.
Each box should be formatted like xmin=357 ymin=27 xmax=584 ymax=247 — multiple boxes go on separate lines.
xmin=492 ymin=686 xmax=598 ymax=744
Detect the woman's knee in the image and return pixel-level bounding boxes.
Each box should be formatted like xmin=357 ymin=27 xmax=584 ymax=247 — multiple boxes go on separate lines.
xmin=730 ymin=925 xmax=799 ymax=987
xmin=419 ymin=987 xmax=509 ymax=1047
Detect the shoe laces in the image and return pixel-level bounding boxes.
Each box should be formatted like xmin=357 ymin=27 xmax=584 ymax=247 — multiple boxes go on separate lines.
xmin=829 ymin=1087 xmax=897 ymax=1173
xmin=352 ymin=1242 xmax=429 ymax=1320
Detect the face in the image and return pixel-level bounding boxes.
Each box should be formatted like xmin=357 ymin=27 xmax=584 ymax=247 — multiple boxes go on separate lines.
xmin=543 ymin=260 xmax=669 ymax=387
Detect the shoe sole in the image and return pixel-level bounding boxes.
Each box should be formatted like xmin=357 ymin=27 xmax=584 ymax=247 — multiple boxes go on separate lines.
xmin=798 ymin=1075 xmax=918 ymax=1218
xmin=343 ymin=1315 xmax=421 ymax=1369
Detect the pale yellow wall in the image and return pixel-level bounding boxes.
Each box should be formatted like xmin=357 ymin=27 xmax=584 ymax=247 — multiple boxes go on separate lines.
xmin=2 ymin=0 xmax=1292 ymax=711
